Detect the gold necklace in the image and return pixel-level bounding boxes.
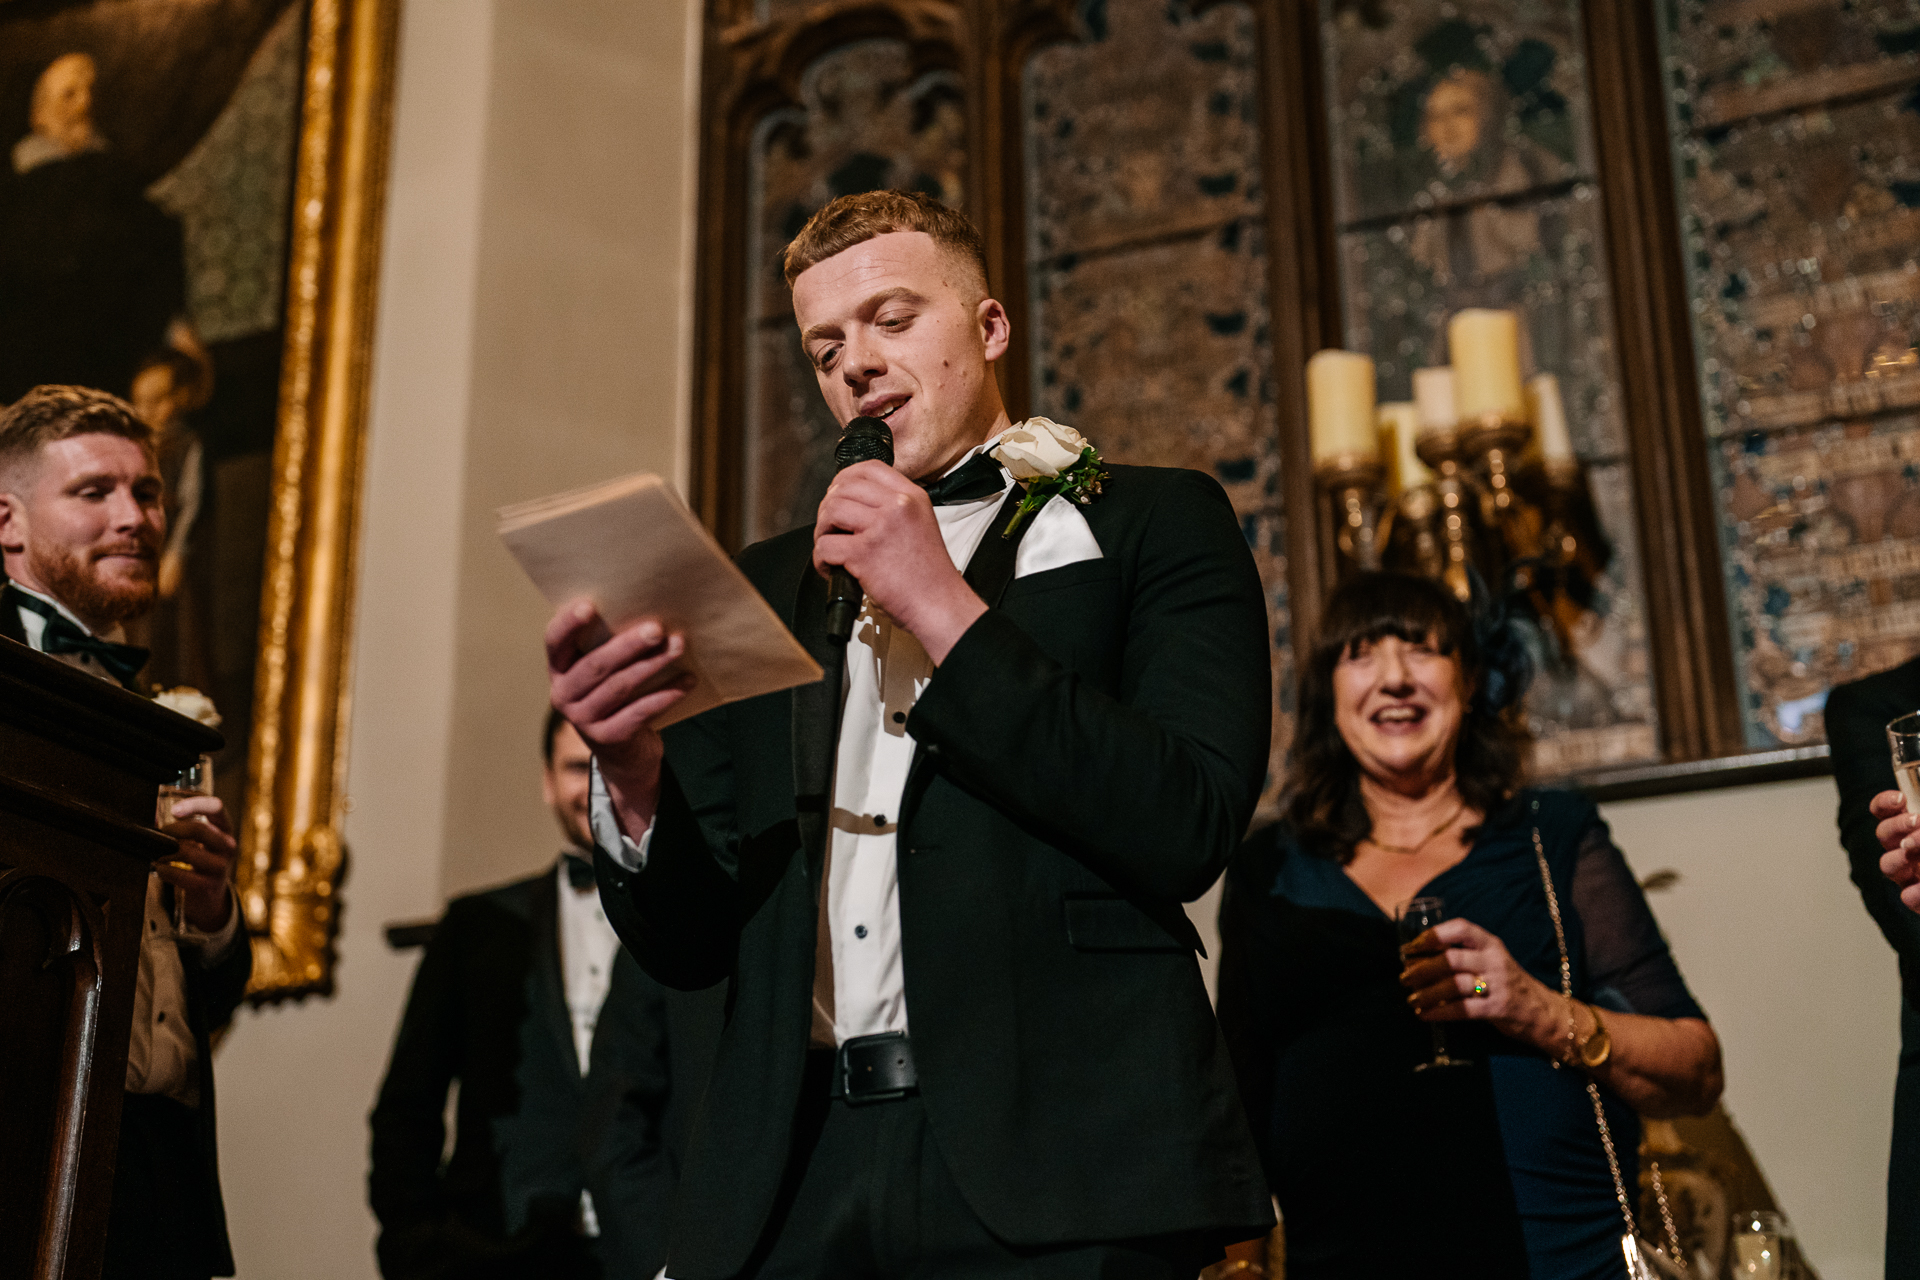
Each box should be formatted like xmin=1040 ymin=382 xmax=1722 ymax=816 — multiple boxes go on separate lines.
xmin=1366 ymin=797 xmax=1468 ymax=856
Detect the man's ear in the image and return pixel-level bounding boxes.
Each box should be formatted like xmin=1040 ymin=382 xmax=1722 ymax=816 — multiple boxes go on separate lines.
xmin=540 ymin=764 xmax=557 ymax=811
xmin=977 ymin=297 xmax=1011 ymax=364
xmin=0 ymin=491 xmax=26 ymax=556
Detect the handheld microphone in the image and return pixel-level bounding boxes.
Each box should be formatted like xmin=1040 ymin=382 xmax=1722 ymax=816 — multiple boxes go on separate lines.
xmin=825 ymin=415 xmax=894 ymax=642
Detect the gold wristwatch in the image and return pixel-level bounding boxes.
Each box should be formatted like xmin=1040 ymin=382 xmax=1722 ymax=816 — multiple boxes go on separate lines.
xmin=1575 ymin=1003 xmax=1613 ymax=1069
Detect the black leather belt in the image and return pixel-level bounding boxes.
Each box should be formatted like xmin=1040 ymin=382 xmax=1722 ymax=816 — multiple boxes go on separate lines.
xmin=830 ymin=1030 xmax=918 ymax=1104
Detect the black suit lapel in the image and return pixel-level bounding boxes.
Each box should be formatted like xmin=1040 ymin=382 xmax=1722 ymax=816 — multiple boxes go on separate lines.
xmin=904 ymin=487 xmax=1035 ymax=797
xmin=527 ymin=866 xmax=585 ymax=1079
xmin=790 ymin=566 xmax=841 ymax=891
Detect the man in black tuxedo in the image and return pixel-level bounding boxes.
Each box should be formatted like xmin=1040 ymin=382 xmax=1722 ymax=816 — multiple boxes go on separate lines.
xmin=369 ymin=709 xmax=719 ymax=1280
xmin=546 ymin=190 xmax=1274 ymax=1279
xmin=1831 ymin=660 xmax=1920 ymax=1279
xmin=0 ymin=384 xmax=248 ymax=1280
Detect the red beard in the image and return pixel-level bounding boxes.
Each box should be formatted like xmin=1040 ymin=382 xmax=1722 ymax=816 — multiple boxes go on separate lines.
xmin=30 ymin=536 xmax=158 ymax=628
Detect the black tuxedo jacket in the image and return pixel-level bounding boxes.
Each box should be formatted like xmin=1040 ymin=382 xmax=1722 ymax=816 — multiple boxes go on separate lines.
xmin=1 ymin=597 xmax=26 ymax=646
xmin=598 ymin=464 xmax=1276 ymax=1279
xmin=370 ymin=866 xmax=718 ymax=1280
xmin=1827 ymin=658 xmax=1920 ymax=1007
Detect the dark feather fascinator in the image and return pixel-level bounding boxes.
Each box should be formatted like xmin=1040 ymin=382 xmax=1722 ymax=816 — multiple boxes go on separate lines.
xmin=1467 ymin=565 xmax=1535 ymax=715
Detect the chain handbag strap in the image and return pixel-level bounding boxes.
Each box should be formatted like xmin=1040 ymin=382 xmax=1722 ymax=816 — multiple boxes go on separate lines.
xmin=1530 ymin=822 xmax=1687 ymax=1275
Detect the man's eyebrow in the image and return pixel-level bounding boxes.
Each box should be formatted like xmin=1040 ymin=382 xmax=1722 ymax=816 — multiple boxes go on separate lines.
xmin=800 ymin=286 xmax=927 ymax=346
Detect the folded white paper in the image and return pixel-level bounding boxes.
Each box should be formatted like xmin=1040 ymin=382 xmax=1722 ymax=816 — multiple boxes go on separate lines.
xmin=498 ymin=473 xmax=821 ymax=728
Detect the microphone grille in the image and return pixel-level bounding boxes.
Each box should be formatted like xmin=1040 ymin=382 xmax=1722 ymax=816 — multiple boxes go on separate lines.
xmin=835 ymin=416 xmax=895 ymax=469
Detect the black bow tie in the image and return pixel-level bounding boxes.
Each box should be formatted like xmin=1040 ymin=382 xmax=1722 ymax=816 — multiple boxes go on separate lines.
xmin=921 ymin=451 xmax=1008 ymax=506
xmin=562 ymin=853 xmax=596 ymax=890
xmin=6 ymin=585 xmax=148 ymax=688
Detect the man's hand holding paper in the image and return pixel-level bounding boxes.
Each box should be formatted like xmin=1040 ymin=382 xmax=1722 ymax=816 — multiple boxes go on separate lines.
xmin=544 ymin=601 xmax=692 ymax=837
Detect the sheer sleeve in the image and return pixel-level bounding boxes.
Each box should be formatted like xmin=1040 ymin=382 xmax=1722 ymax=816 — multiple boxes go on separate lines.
xmin=1572 ymin=818 xmax=1707 ymax=1022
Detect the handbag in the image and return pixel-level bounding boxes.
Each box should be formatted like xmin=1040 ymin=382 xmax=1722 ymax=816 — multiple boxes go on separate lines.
xmin=1530 ymin=824 xmax=1689 ymax=1278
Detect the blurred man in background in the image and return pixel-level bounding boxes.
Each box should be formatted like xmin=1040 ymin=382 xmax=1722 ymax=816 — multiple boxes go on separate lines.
xmin=369 ymin=709 xmax=719 ymax=1280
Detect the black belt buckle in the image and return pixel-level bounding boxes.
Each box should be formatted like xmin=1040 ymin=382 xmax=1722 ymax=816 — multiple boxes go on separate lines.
xmin=835 ymin=1030 xmax=917 ymax=1104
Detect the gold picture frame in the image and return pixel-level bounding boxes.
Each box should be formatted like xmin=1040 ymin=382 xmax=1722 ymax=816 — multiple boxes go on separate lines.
xmin=235 ymin=0 xmax=398 ymax=1002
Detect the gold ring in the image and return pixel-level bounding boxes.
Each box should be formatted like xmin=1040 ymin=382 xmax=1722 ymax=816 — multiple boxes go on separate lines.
xmin=1471 ymin=976 xmax=1489 ymax=998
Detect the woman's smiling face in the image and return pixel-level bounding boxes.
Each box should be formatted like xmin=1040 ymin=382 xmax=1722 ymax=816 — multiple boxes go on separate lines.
xmin=1332 ymin=631 xmax=1469 ymax=792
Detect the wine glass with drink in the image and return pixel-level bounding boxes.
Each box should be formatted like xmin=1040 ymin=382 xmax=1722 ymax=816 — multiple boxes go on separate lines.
xmin=1398 ymin=895 xmax=1471 ymax=1071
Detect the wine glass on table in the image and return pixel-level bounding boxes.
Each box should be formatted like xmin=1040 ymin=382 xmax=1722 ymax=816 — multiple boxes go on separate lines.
xmin=1398 ymin=895 xmax=1471 ymax=1072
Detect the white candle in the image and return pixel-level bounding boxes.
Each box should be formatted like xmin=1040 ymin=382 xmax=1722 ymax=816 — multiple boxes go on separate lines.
xmin=1307 ymin=349 xmax=1379 ymax=466
xmin=1527 ymin=373 xmax=1575 ymax=463
xmin=1449 ymin=309 xmax=1526 ymax=424
xmin=1377 ymin=402 xmax=1434 ymax=494
xmin=1412 ymin=366 xmax=1457 ymax=437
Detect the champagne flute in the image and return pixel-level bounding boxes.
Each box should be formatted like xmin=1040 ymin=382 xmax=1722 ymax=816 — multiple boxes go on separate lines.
xmin=156 ymin=752 xmax=213 ymax=830
xmin=1732 ymin=1209 xmax=1788 ymax=1278
xmin=1889 ymin=712 xmax=1920 ymax=814
xmin=156 ymin=753 xmax=214 ymax=930
xmin=1398 ymin=895 xmax=1471 ymax=1071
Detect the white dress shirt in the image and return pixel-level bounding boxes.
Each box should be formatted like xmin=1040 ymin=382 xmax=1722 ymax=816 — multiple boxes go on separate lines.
xmin=595 ymin=432 xmax=1103 ymax=1044
xmin=11 ymin=584 xmax=242 ymax=1105
xmin=556 ymin=855 xmax=622 ymax=1237
xmin=558 ymin=856 xmax=622 ymax=1071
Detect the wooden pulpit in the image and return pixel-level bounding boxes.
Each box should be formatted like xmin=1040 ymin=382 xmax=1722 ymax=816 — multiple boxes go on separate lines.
xmin=0 ymin=638 xmax=222 ymax=1280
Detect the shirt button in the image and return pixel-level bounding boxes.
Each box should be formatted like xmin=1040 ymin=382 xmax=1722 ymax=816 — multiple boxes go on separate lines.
xmin=854 ymin=924 xmax=868 ymax=939
xmin=892 ymin=711 xmax=906 ymax=724
xmin=157 ymin=1011 xmax=166 ymax=1023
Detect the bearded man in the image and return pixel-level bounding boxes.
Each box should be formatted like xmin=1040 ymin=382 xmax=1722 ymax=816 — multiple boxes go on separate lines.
xmin=0 ymin=384 xmax=248 ymax=1280
xmin=547 ymin=191 xmax=1274 ymax=1279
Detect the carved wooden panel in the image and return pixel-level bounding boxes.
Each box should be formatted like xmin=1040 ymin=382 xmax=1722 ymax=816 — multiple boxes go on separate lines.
xmin=0 ymin=870 xmax=105 ymax=1280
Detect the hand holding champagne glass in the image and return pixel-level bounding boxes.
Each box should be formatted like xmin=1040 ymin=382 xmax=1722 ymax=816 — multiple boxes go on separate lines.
xmin=154 ymin=753 xmax=237 ymax=934
xmin=1397 ymin=896 xmax=1471 ymax=1071
xmin=1879 ymin=715 xmax=1920 ymax=909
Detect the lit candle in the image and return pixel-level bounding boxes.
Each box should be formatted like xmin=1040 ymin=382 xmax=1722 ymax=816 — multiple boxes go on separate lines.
xmin=1377 ymin=402 xmax=1434 ymax=495
xmin=1449 ymin=309 xmax=1526 ymax=425
xmin=1527 ymin=373 xmax=1575 ymax=463
xmin=1412 ymin=366 xmax=1456 ymax=437
xmin=1307 ymin=349 xmax=1379 ymax=466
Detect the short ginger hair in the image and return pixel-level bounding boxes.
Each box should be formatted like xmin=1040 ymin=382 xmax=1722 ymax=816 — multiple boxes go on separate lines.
xmin=0 ymin=385 xmax=154 ymax=489
xmin=782 ymin=190 xmax=990 ymax=294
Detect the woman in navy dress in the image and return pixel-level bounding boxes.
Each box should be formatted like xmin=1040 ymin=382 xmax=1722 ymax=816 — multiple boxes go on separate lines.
xmin=1217 ymin=573 xmax=1723 ymax=1279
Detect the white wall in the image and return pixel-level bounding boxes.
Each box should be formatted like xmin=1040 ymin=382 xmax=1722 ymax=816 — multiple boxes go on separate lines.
xmin=211 ymin=0 xmax=700 ymax=1274
xmin=1601 ymin=778 xmax=1898 ymax=1280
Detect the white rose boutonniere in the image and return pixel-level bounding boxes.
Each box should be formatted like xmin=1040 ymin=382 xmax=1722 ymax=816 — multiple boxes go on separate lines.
xmin=154 ymin=685 xmax=223 ymax=728
xmin=989 ymin=417 xmax=1110 ymax=538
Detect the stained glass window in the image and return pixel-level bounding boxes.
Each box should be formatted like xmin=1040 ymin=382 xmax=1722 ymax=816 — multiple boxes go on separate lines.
xmin=741 ymin=41 xmax=967 ymax=546
xmin=1025 ymin=0 xmax=1293 ymax=801
xmin=1662 ymin=0 xmax=1920 ymax=747
xmin=1320 ymin=0 xmax=1659 ymax=775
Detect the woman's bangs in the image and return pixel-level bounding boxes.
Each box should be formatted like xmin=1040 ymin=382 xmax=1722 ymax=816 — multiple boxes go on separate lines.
xmin=1318 ymin=573 xmax=1466 ymax=664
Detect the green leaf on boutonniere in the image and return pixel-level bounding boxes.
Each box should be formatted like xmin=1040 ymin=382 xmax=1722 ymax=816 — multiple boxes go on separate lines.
xmin=1001 ymin=445 xmax=1109 ymax=539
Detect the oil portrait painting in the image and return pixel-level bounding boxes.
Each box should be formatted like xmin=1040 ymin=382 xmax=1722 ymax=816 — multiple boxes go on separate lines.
xmin=1 ymin=0 xmax=395 ymax=999
xmin=1 ymin=0 xmax=305 ymax=820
